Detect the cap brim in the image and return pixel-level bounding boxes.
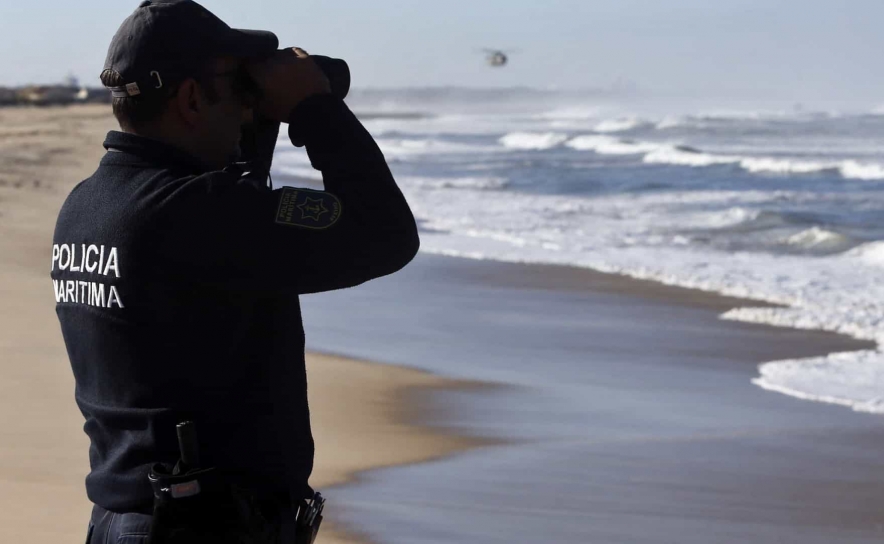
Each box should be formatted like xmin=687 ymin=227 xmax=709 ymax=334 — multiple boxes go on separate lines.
xmin=220 ymin=29 xmax=279 ymax=59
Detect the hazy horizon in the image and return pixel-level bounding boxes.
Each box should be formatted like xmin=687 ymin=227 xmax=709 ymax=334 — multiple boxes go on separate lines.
xmin=2 ymin=0 xmax=883 ymax=108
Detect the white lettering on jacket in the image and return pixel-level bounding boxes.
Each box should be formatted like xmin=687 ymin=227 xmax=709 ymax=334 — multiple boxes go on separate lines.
xmin=51 ymin=243 xmax=124 ymax=309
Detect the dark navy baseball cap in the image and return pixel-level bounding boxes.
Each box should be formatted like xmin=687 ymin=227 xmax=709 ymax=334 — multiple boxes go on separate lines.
xmin=102 ymin=0 xmax=278 ymax=99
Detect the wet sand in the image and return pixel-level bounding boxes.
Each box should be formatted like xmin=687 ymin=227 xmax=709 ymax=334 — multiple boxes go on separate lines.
xmin=301 ymin=254 xmax=884 ymax=544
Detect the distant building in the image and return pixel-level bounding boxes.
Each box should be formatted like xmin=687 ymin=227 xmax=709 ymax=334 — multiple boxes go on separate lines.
xmin=0 ymin=82 xmax=111 ymax=107
xmin=0 ymin=87 xmax=16 ymax=105
xmin=18 ymin=85 xmax=79 ymax=105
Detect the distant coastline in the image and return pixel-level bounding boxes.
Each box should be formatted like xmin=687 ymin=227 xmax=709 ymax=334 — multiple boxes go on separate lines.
xmin=0 ymin=83 xmax=634 ymax=109
xmin=0 ymin=84 xmax=110 ymax=107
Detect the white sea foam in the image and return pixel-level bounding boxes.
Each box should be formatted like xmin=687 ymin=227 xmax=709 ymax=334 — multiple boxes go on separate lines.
xmin=593 ymin=117 xmax=644 ymax=133
xmin=694 ymin=109 xmax=792 ymax=121
xmin=498 ymin=132 xmax=569 ymax=150
xmin=847 ymin=241 xmax=884 ymax=267
xmin=739 ymin=157 xmax=834 ymax=175
xmin=752 ymin=351 xmax=884 ymax=414
xmin=567 ymin=136 xmax=880 ymax=180
xmin=376 ymin=137 xmax=496 ymax=158
xmin=535 ymin=107 xmax=603 ymax=121
xmin=654 ymin=116 xmax=689 ymax=130
xmin=654 ymin=109 xmax=823 ymax=130
xmin=784 ymin=227 xmax=848 ymax=250
xmin=642 ymin=146 xmax=884 ymax=180
xmin=364 ymin=113 xmax=545 ymax=137
xmin=840 ymin=160 xmax=884 ymax=180
xmin=565 ymin=135 xmax=662 ymax=155
xmin=643 ymin=146 xmax=737 ymax=167
xmin=405 ymin=176 xmax=509 ymax=190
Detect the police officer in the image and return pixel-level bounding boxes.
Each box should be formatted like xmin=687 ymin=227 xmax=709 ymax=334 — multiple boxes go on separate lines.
xmin=50 ymin=1 xmax=419 ymax=542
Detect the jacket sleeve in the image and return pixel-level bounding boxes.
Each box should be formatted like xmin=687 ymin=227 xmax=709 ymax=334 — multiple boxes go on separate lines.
xmin=208 ymin=94 xmax=419 ymax=294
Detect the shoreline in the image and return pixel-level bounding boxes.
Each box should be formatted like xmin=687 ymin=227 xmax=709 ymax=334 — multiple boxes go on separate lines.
xmin=299 ymin=252 xmax=884 ymax=543
xmin=304 ymin=352 xmax=501 ymax=544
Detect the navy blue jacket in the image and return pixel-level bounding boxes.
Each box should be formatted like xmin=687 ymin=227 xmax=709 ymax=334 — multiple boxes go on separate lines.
xmin=50 ymin=95 xmax=419 ymax=512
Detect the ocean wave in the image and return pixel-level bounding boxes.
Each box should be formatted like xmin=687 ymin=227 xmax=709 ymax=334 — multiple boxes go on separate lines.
xmin=783 ymin=227 xmax=853 ymax=252
xmin=755 ymin=158 xmax=884 ymax=180
xmin=690 ymin=110 xmax=793 ymax=121
xmin=592 ymin=117 xmax=645 ymax=133
xmin=498 ymin=132 xmax=569 ymax=150
xmin=785 ymin=227 xmax=843 ymax=246
xmin=739 ymin=157 xmax=835 ymax=175
xmin=705 ymin=207 xmax=762 ymax=228
xmin=642 ymin=146 xmax=884 ymax=180
xmin=654 ymin=116 xmax=690 ymax=130
xmin=377 ymin=137 xmax=494 ymax=157
xmin=752 ymin=351 xmax=884 ymax=414
xmin=404 ymin=176 xmax=509 ymax=190
xmin=565 ymin=135 xmax=661 ymax=155
xmin=504 ymin=128 xmax=884 ymax=181
xmin=839 ymin=160 xmax=884 ymax=180
xmin=642 ymin=146 xmax=737 ymax=167
xmin=273 ymin=165 xmax=323 ymax=181
xmin=653 ymin=110 xmax=833 ymax=130
xmin=535 ymin=107 xmax=603 ymax=121
xmin=846 ymin=241 xmax=884 ymax=267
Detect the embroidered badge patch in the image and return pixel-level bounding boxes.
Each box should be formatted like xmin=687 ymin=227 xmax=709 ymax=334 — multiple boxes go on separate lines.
xmin=275 ymin=187 xmax=342 ymax=229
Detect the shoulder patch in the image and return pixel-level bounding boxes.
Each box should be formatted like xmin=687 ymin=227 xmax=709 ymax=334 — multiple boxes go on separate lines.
xmin=275 ymin=187 xmax=342 ymax=230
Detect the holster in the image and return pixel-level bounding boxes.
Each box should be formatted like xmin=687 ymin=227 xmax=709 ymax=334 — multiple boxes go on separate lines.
xmin=146 ymin=463 xmax=278 ymax=544
xmin=293 ymin=495 xmax=324 ymax=544
xmin=145 ymin=420 xmax=322 ymax=543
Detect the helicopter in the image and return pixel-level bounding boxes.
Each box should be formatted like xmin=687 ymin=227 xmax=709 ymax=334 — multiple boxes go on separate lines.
xmin=481 ymin=49 xmax=514 ymax=67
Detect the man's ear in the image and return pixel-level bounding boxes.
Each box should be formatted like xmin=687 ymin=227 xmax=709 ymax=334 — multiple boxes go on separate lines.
xmin=174 ymin=78 xmax=202 ymax=127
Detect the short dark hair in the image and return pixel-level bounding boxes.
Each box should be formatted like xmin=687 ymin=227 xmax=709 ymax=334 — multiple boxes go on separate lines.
xmin=100 ymin=68 xmax=220 ymax=131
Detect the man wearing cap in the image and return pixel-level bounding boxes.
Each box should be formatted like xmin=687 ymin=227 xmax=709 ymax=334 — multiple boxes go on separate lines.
xmin=51 ymin=1 xmax=419 ymax=542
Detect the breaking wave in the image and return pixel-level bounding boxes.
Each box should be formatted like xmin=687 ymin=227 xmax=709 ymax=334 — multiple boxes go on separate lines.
xmin=377 ymin=137 xmax=497 ymax=158
xmin=639 ymin=145 xmax=884 ymax=180
xmin=404 ymin=176 xmax=509 ymax=190
xmin=592 ymin=117 xmax=645 ymax=133
xmin=846 ymin=241 xmax=884 ymax=267
xmin=753 ymin=351 xmax=884 ymax=414
xmin=565 ymin=135 xmax=661 ymax=155
xmin=783 ymin=227 xmax=854 ymax=253
xmin=495 ymin=131 xmax=884 ymax=181
xmin=498 ymin=132 xmax=569 ymax=150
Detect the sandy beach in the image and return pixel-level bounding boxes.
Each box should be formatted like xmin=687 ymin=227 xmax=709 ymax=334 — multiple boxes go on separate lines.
xmin=2 ymin=104 xmax=884 ymax=544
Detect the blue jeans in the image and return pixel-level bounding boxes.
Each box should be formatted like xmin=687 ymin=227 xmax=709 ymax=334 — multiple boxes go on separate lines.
xmin=86 ymin=505 xmax=152 ymax=544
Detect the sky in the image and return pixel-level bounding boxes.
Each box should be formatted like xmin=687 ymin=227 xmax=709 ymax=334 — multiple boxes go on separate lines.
xmin=2 ymin=0 xmax=884 ymax=103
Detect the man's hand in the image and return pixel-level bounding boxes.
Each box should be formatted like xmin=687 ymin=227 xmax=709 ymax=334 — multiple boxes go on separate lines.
xmin=247 ymin=47 xmax=331 ymax=123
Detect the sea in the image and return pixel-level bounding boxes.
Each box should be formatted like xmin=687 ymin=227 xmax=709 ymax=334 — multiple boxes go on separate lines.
xmin=273 ymin=88 xmax=884 ymax=415
xmin=272 ymin=89 xmax=884 ymax=543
